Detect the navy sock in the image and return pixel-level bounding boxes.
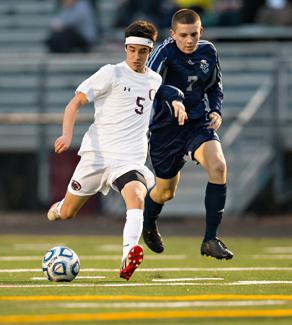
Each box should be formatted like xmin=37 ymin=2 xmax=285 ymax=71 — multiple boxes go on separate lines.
xmin=143 ymin=191 xmax=164 ymax=230
xmin=203 ymin=182 xmax=227 ymax=243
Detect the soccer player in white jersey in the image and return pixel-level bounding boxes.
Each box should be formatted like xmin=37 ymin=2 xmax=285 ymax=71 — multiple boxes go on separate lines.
xmin=47 ymin=20 xmax=187 ymax=280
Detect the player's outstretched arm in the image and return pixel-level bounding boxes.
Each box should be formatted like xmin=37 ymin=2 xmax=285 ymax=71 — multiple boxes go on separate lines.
xmin=55 ymin=92 xmax=88 ymax=154
xmin=155 ymin=84 xmax=186 ymax=124
xmin=172 ymin=100 xmax=188 ymax=125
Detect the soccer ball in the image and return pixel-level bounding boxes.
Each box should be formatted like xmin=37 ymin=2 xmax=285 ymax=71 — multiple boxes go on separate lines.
xmin=42 ymin=246 xmax=80 ymax=282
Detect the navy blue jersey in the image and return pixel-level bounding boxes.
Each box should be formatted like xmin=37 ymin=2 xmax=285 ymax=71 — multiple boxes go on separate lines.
xmin=155 ymin=84 xmax=184 ymax=112
xmin=147 ymin=37 xmax=223 ymax=131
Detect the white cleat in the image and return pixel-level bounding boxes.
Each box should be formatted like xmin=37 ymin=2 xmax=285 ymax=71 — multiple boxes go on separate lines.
xmin=47 ymin=202 xmax=61 ymax=221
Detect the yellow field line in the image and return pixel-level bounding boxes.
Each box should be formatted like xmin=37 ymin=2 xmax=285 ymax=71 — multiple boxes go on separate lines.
xmin=1 ymin=310 xmax=292 ymax=323
xmin=2 ymin=295 xmax=292 ymax=301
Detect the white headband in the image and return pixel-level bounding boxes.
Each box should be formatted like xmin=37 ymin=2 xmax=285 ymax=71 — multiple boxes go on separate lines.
xmin=125 ymin=36 xmax=154 ymax=48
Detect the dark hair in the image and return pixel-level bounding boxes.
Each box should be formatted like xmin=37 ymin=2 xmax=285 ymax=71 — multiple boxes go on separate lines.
xmin=125 ymin=20 xmax=158 ymax=43
xmin=171 ymin=9 xmax=201 ymax=31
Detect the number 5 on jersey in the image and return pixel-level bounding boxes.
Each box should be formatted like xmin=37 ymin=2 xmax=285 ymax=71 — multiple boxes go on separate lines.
xmin=135 ymin=97 xmax=145 ymax=115
xmin=135 ymin=90 xmax=156 ymax=115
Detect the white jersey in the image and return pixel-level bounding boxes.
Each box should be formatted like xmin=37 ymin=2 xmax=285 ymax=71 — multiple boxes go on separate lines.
xmin=76 ymin=61 xmax=162 ymax=162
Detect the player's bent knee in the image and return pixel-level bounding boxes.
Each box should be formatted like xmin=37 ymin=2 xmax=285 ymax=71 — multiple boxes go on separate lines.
xmin=132 ymin=195 xmax=145 ymax=209
xmin=162 ymin=189 xmax=175 ymax=202
xmin=217 ymin=160 xmax=227 ymax=175
xmin=209 ymin=159 xmax=226 ymax=180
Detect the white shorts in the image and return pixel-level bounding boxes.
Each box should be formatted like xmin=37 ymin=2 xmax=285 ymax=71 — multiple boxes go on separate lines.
xmin=67 ymin=152 xmax=155 ymax=196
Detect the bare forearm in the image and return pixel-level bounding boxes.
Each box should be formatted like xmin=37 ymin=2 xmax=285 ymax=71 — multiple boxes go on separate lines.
xmin=62 ymin=98 xmax=80 ymax=137
xmin=55 ymin=92 xmax=88 ymax=153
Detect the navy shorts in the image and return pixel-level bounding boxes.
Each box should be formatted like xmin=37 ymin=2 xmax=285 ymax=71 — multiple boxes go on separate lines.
xmin=149 ymin=112 xmax=220 ymax=179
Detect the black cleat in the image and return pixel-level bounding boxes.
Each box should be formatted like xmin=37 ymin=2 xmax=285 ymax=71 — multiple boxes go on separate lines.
xmin=142 ymin=226 xmax=164 ymax=253
xmin=201 ymin=237 xmax=233 ymax=260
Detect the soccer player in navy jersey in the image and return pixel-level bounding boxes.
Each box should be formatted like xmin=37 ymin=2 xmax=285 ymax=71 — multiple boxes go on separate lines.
xmin=143 ymin=9 xmax=233 ymax=260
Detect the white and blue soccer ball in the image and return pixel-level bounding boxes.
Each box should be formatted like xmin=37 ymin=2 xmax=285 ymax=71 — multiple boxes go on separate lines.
xmin=42 ymin=246 xmax=80 ymax=282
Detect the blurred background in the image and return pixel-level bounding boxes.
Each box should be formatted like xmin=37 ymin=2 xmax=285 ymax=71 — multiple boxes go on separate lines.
xmin=1 ymin=0 xmax=292 ymax=221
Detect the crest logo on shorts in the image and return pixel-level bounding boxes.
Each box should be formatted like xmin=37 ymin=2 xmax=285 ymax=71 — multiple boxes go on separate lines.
xmin=200 ymin=60 xmax=209 ymax=73
xmin=71 ymin=180 xmax=81 ymax=191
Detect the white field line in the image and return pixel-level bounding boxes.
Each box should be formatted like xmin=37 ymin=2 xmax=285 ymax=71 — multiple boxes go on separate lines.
xmin=0 ymin=255 xmax=186 ymax=261
xmin=80 ymin=255 xmax=186 ymax=260
xmin=2 ymin=267 xmax=292 ymax=273
xmin=250 ymin=255 xmax=292 ymax=259
xmin=98 ymin=245 xmax=121 ymax=251
xmin=29 ymin=277 xmax=222 ymax=281
xmin=18 ymin=300 xmax=287 ymax=309
xmin=2 ymin=281 xmax=292 ymax=288
xmin=0 ymin=257 xmax=41 ymax=261
xmin=152 ymin=278 xmax=224 ymax=281
xmin=31 ymin=276 xmax=106 ymax=280
xmin=236 ymin=281 xmax=292 ymax=284
xmin=3 ymin=253 xmax=292 ymax=262
xmin=13 ymin=244 xmax=66 ymax=251
xmin=264 ymin=247 xmax=292 ymax=253
xmin=9 ymin=245 xmax=292 ymax=254
xmin=13 ymin=244 xmax=123 ymax=252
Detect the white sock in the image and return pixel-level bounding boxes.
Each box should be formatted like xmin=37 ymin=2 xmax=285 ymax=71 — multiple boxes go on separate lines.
xmin=57 ymin=199 xmax=64 ymax=216
xmin=122 ymin=209 xmax=143 ymax=260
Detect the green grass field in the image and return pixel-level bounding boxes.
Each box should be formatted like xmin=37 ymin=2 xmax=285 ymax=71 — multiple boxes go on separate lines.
xmin=1 ymin=235 xmax=292 ymax=324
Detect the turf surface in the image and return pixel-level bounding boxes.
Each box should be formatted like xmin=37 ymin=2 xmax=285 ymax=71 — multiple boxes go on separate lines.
xmin=1 ymin=235 xmax=292 ymax=324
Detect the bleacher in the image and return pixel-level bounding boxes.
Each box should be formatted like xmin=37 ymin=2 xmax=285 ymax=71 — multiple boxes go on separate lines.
xmin=0 ymin=0 xmax=124 ymax=53
xmin=0 ymin=0 xmax=55 ymax=53
xmin=1 ymin=0 xmax=292 ymax=215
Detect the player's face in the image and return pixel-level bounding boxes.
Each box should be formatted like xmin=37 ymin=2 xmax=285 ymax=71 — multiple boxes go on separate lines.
xmin=170 ymin=22 xmax=203 ymax=54
xmin=125 ymin=44 xmax=152 ymax=73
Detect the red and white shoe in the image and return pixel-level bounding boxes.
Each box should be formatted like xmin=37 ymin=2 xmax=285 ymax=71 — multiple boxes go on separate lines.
xmin=47 ymin=202 xmax=61 ymax=221
xmin=119 ymin=245 xmax=144 ymax=281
